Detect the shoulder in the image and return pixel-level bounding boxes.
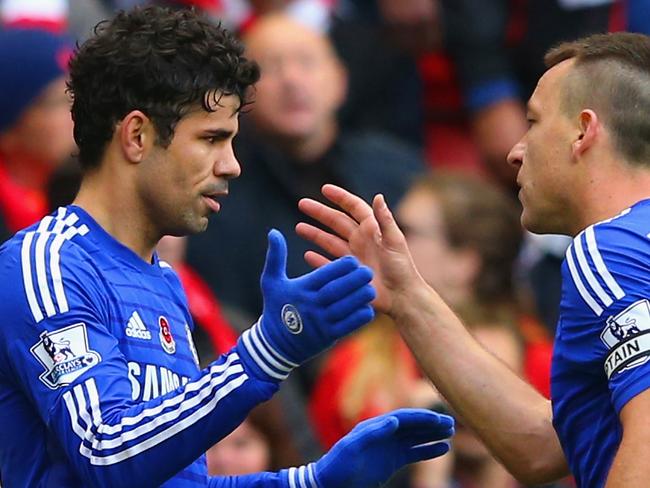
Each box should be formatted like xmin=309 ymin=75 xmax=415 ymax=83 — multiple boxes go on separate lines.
xmin=562 ymin=203 xmax=650 ymax=319
xmin=0 ymin=210 xmax=105 ymax=325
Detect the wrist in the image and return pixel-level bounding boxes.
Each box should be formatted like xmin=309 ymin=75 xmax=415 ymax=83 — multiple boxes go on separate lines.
xmin=390 ymin=277 xmax=437 ymax=323
xmin=280 ymin=463 xmax=320 ymax=488
xmin=236 ymin=319 xmax=298 ymax=383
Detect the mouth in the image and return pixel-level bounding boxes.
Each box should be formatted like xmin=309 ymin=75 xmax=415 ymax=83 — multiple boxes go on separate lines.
xmin=202 ymin=192 xmax=227 ymax=213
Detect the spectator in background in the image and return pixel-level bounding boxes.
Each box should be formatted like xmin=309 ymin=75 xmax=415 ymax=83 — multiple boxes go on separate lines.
xmin=187 ymin=12 xmax=424 ymax=324
xmin=309 ymin=171 xmax=554 ymax=487
xmin=207 ymin=414 xmax=272 ymax=477
xmin=440 ymin=0 xmax=614 ymax=188
xmin=0 ymin=27 xmax=74 ymax=242
xmin=394 ymin=172 xmax=552 ymax=397
xmin=329 ymin=0 xmax=435 ymax=149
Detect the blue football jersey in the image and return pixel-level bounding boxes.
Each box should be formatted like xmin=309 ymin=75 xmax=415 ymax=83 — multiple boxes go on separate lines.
xmin=552 ymin=198 xmax=650 ymax=487
xmin=0 ymin=206 xmax=314 ymax=487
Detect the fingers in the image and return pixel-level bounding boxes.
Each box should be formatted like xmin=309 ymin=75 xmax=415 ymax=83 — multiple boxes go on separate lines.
xmin=302 ymin=255 xmax=360 ymax=289
xmin=386 ymin=409 xmax=455 ymax=447
xmin=261 ymin=229 xmax=287 ymax=282
xmin=321 ymin=184 xmax=374 ymax=224
xmin=391 ymin=409 xmax=455 ymax=438
xmin=372 ymin=194 xmax=407 ymax=250
xmin=298 ymin=198 xmax=358 ymax=240
xmin=317 ymin=266 xmax=373 ymax=304
xmin=404 ymin=441 xmax=451 ymax=464
xmin=296 ymin=222 xmax=351 ymax=260
xmin=349 ymin=414 xmax=399 ymax=443
xmin=331 ymin=305 xmax=375 ymax=337
xmin=324 ymin=285 xmax=376 ymax=322
xmin=304 ymin=250 xmax=331 ymax=269
xmin=391 ymin=408 xmax=454 ymax=427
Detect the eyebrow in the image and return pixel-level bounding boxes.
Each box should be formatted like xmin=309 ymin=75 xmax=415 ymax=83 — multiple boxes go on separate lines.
xmin=201 ymin=128 xmax=237 ymax=138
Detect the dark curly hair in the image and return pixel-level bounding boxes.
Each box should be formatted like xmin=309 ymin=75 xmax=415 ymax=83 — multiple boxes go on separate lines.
xmin=67 ymin=6 xmax=260 ymax=169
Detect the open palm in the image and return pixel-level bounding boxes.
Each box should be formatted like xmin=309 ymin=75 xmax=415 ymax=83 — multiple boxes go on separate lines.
xmin=296 ymin=184 xmax=424 ymax=315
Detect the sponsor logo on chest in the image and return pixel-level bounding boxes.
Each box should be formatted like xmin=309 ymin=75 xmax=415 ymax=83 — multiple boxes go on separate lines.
xmin=125 ymin=311 xmax=152 ymax=340
xmin=127 ymin=361 xmax=190 ymax=401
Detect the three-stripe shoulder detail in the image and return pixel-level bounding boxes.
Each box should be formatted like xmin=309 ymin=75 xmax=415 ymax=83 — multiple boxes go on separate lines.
xmin=21 ymin=208 xmax=90 ymax=323
xmin=565 ymin=225 xmax=625 ymax=316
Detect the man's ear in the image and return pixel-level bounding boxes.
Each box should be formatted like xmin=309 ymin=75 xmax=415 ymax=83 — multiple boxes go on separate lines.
xmin=572 ymin=109 xmax=600 ymax=159
xmin=119 ymin=110 xmax=155 ymax=163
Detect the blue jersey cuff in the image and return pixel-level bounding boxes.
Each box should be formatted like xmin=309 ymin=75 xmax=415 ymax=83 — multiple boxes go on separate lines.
xmin=280 ymin=463 xmax=320 ymax=488
xmin=236 ymin=319 xmax=298 ymax=383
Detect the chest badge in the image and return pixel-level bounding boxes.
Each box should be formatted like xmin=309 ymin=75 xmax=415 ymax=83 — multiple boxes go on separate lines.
xmin=159 ymin=316 xmax=176 ymax=354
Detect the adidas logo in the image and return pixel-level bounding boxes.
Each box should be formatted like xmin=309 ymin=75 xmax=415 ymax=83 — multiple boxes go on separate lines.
xmin=126 ymin=311 xmax=152 ymax=340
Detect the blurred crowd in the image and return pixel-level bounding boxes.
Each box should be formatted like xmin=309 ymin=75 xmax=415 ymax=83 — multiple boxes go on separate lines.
xmin=1 ymin=0 xmax=648 ymax=486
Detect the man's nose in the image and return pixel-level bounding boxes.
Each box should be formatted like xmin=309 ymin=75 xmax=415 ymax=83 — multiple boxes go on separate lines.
xmin=507 ymin=142 xmax=524 ymax=168
xmin=216 ymin=148 xmax=241 ymax=179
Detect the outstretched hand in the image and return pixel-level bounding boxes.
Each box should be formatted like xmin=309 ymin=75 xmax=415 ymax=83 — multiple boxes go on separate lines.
xmin=297 ymin=184 xmax=423 ymax=315
xmin=314 ymin=408 xmax=454 ymax=488
xmin=238 ymin=229 xmax=376 ymax=382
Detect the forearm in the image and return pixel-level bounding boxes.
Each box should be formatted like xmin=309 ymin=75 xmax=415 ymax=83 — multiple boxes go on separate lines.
xmin=605 ymin=393 xmax=650 ymax=487
xmin=606 ymin=444 xmax=650 ymax=487
xmin=57 ymin=347 xmax=280 ymax=488
xmin=392 ymin=282 xmax=568 ymax=484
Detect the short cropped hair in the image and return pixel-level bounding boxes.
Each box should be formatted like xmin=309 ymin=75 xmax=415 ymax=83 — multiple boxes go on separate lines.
xmin=545 ymin=32 xmax=650 ymax=166
xmin=68 ymin=6 xmax=260 ymax=169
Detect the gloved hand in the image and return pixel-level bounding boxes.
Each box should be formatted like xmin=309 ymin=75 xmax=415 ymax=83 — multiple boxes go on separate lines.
xmin=282 ymin=409 xmax=455 ymax=488
xmin=238 ymin=229 xmax=375 ymax=381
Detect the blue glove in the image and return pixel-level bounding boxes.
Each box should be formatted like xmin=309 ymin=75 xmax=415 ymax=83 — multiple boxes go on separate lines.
xmin=238 ymin=229 xmax=375 ymax=381
xmin=281 ymin=409 xmax=454 ymax=488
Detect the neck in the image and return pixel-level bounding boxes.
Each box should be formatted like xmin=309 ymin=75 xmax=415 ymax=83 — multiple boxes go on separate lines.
xmin=271 ymin=119 xmax=338 ymax=163
xmin=0 ymin=150 xmax=53 ymax=190
xmin=73 ymin=162 xmax=159 ymax=262
xmin=573 ymin=160 xmax=650 ymax=234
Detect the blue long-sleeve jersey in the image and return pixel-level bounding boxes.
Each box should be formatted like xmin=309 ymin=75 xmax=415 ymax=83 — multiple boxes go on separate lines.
xmin=0 ymin=206 xmax=318 ymax=488
xmin=552 ymin=198 xmax=650 ymax=487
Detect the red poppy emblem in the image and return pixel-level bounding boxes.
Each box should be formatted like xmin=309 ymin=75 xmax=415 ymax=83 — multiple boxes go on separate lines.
xmin=158 ymin=316 xmax=176 ymax=354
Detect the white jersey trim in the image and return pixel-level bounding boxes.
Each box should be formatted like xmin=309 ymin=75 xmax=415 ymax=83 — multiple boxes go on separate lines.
xmin=287 ymin=464 xmax=318 ymax=488
xmin=21 ymin=208 xmax=90 ymax=323
xmin=566 ymin=244 xmax=604 ymax=316
xmin=566 ymin=225 xmax=627 ymax=316
xmin=585 ymin=226 xmax=625 ymax=300
xmin=63 ymin=352 xmax=249 ymax=465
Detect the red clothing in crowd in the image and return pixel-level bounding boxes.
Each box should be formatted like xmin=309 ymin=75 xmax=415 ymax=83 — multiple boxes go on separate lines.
xmin=310 ymin=315 xmax=553 ymax=449
xmin=0 ymin=158 xmax=49 ymax=234
xmin=175 ymin=262 xmax=238 ymax=356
